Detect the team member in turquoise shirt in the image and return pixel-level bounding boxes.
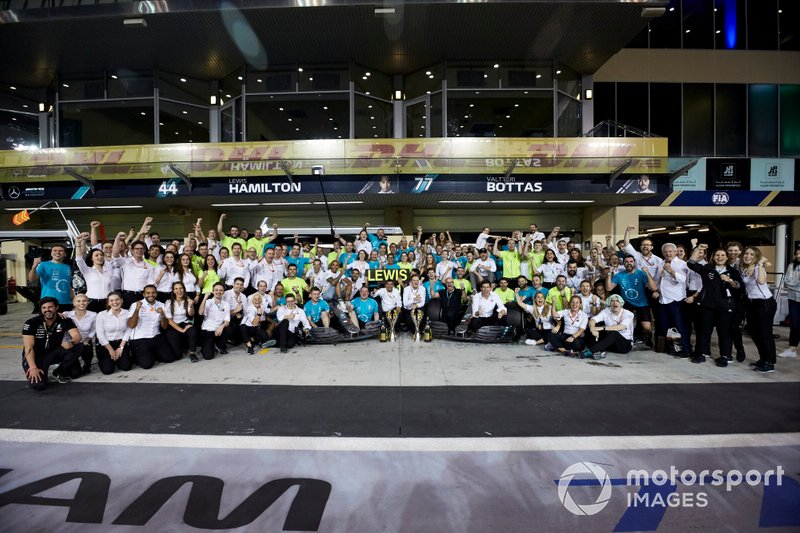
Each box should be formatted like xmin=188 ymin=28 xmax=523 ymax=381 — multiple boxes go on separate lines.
xmin=29 ymin=245 xmax=73 ymax=308
xmin=349 ymin=286 xmax=379 ymax=327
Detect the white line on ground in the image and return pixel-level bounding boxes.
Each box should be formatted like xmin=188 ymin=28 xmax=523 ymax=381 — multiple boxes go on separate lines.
xmin=1 ymin=429 xmax=798 ymax=452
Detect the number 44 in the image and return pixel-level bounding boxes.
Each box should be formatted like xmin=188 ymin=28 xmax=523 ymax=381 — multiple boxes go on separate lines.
xmin=158 ymin=181 xmax=178 ymax=195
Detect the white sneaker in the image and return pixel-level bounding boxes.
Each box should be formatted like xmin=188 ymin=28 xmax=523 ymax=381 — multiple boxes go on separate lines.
xmin=778 ymin=348 xmax=797 ymax=358
xmin=524 ymin=339 xmax=538 ymax=346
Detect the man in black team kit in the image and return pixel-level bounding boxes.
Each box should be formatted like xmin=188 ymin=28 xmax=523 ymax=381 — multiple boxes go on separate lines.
xmin=22 ymin=297 xmax=83 ymax=390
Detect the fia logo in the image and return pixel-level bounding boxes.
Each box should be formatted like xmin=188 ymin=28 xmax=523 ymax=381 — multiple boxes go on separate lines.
xmin=768 ymin=165 xmax=778 ymax=177
xmin=711 ymin=191 xmax=729 ymax=205
xmin=722 ymin=164 xmax=735 ymax=178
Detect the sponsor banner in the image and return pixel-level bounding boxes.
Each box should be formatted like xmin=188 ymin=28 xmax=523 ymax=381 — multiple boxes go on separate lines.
xmin=0 ymin=440 xmax=797 ymax=531
xmin=750 ymin=158 xmax=796 ymax=191
xmin=0 ymin=138 xmax=668 ymax=181
xmin=0 ymin=173 xmax=668 ymax=201
xmin=706 ymin=158 xmax=751 ymax=190
xmin=670 ymin=158 xmax=706 ymax=191
xmin=624 ymin=190 xmax=800 ymax=207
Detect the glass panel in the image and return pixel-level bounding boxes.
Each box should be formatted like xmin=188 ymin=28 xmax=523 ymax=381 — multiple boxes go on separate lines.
xmin=108 ymin=72 xmax=154 ymax=99
xmin=405 ymin=99 xmax=427 ymax=138
xmin=747 ymin=0 xmax=778 ymax=50
xmin=0 ymin=110 xmax=39 ymax=150
xmin=354 ymin=95 xmax=392 ymax=139
xmin=650 ymin=84 xmax=682 ymax=155
xmin=748 ymin=84 xmax=778 ymax=156
xmin=59 ymin=75 xmax=105 ymax=101
xmin=447 ymin=90 xmax=553 ymax=137
xmin=353 ymin=66 xmax=391 ymax=100
xmin=220 ymin=69 xmax=244 ymax=99
xmin=592 ymin=82 xmax=615 ymax=124
xmin=246 ymin=93 xmax=350 ymax=141
xmin=683 ymin=0 xmax=715 ymax=49
xmin=779 ymin=0 xmax=800 ymax=50
xmin=714 ymin=0 xmax=746 ymax=49
xmin=405 ymin=64 xmax=442 ymax=99
xmin=430 ymin=92 xmax=443 ymax=137
xmin=159 ymin=101 xmax=209 ymax=144
xmin=557 ymin=94 xmax=581 ymax=137
xmin=504 ymin=63 xmax=553 ymax=89
xmin=649 ymin=0 xmax=681 ymax=48
xmin=556 ymin=65 xmax=580 ymax=100
xmin=221 ymin=102 xmax=236 ymax=142
xmin=616 ymin=82 xmax=649 ymax=132
xmin=627 ymin=26 xmax=649 ymax=48
xmin=779 ymin=84 xmax=800 ymax=156
xmin=59 ymin=100 xmax=154 ymax=147
xmin=158 ymin=72 xmax=209 ymax=107
xmin=682 ymin=84 xmax=714 ymax=155
xmin=300 ymin=66 xmax=350 ymax=93
xmin=247 ymin=70 xmax=295 ymax=93
xmin=715 ymin=84 xmax=746 ymax=156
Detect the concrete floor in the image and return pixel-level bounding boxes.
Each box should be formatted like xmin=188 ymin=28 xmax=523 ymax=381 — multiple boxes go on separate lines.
xmin=1 ymin=300 xmax=797 ymax=387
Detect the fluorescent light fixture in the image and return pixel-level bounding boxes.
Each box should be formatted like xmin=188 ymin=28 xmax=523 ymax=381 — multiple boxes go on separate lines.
xmin=646 ymin=227 xmax=667 ymax=232
xmin=374 ymin=7 xmax=396 ymax=14
xmin=698 ymin=228 xmax=710 ymax=232
xmin=262 ymin=202 xmax=312 ymax=206
xmin=490 ymin=200 xmax=542 ymax=204
xmin=684 ymin=223 xmax=700 ymax=227
xmin=394 ymin=90 xmax=403 ymax=100
xmin=439 ymin=201 xmax=485 ymax=204
xmin=543 ymin=200 xmax=595 ymax=204
xmin=584 ymin=89 xmax=593 ymax=100
xmin=38 ymin=103 xmax=46 ymax=112
xmin=210 ymin=95 xmax=217 ymax=105
xmin=669 ymin=230 xmax=689 ymax=235
xmin=96 ymin=205 xmax=143 ymax=209
xmin=5 ymin=207 xmax=96 ymax=211
xmin=312 ymin=201 xmax=363 ymax=205
xmin=210 ymin=203 xmax=260 ymax=207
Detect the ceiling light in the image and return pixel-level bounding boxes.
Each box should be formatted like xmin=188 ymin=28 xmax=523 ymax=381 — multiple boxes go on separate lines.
xmin=123 ymin=17 xmax=147 ymax=27
xmin=536 ymin=74 xmax=542 ymax=79
xmin=210 ymin=95 xmax=217 ymax=105
xmin=313 ymin=201 xmax=363 ymax=205
xmin=180 ymin=78 xmax=187 ymax=83
xmin=439 ymin=201 xmax=485 ymax=204
xmin=182 ymin=110 xmax=188 ymax=114
xmin=484 ymin=74 xmax=488 ymax=78
xmin=685 ymin=29 xmax=691 ymax=33
xmin=428 ymin=75 xmax=434 ymax=79
xmin=226 ymin=94 xmax=232 ymax=98
xmin=140 ymin=112 xmax=146 ymax=115
xmin=469 ymin=104 xmax=474 ymax=107
xmin=493 ymin=63 xmax=499 ymax=68
xmin=159 ymin=122 xmax=164 ymax=126
xmin=111 ymin=75 xmax=118 ymax=79
xmin=257 ymin=78 xmax=263 ymax=83
xmin=505 ymin=115 xmax=510 ymax=119
xmin=10 ymin=86 xmax=16 ymax=90
xmin=210 ymin=203 xmax=260 ymax=207
xmin=716 ymin=30 xmax=721 ymax=34
xmin=684 ymin=223 xmax=700 ymax=227
xmin=362 ymin=76 xmax=368 ymax=80
xmin=368 ymin=105 xmax=373 ymax=109
xmin=288 ymin=118 xmax=292 ymax=121
xmin=62 ymin=83 xmax=69 ymax=88
xmin=425 ymin=71 xmax=432 ymax=76
xmin=238 ymin=76 xmax=243 ymax=80
xmin=329 ymin=118 xmax=333 ymax=121
xmin=366 ymin=72 xmax=371 ymax=76
xmin=323 ymin=106 xmax=328 ymax=110
xmin=669 ymin=230 xmax=688 ymax=235
xmin=262 ymin=202 xmax=312 ymax=206
xmin=22 ymin=104 xmax=28 ymax=108
xmin=669 ymin=6 xmax=674 ymax=11
xmin=490 ymin=200 xmax=542 ymax=204
xmin=298 ymin=67 xmax=304 ymax=72
xmin=698 ymin=228 xmax=710 ymax=232
xmin=646 ymin=227 xmax=667 ymax=232
xmin=198 ymin=121 xmax=203 ymax=125
xmin=295 ymin=127 xmax=300 ymax=131
xmin=97 ymin=205 xmax=144 ymax=209
xmin=279 ymin=107 xmax=284 ymax=111
xmin=556 ymin=70 xmax=562 ymax=75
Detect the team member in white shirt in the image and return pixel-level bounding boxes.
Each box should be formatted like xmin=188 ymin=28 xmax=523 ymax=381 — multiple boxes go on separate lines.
xmin=95 ymin=291 xmax=132 ymax=374
xmin=469 ymin=280 xmax=508 ymax=332
xmin=219 ymin=243 xmax=250 ymax=289
xmin=435 ymin=251 xmax=459 ymax=281
xmin=275 ymin=293 xmax=311 ymax=353
xmin=469 ymin=248 xmax=497 ymax=289
xmin=546 ymin=295 xmax=589 ymax=355
xmin=623 ymin=225 xmax=664 ymax=280
xmin=163 ymin=281 xmax=198 ymax=363
xmin=586 ymin=294 xmax=635 ymax=356
xmin=199 ymin=283 xmax=231 ymax=360
xmin=126 ymin=285 xmax=175 ymax=369
xmin=402 ymin=274 xmax=428 ymax=336
xmin=64 ymin=293 xmax=97 ymax=375
xmin=252 ymin=247 xmax=282 ymax=292
xmin=519 ymin=291 xmax=554 ymax=346
xmin=75 ymin=232 xmax=114 ymax=313
xmin=240 ymin=292 xmax=276 ymax=354
xmin=223 ymin=277 xmax=249 ymax=344
xmin=113 ymin=235 xmax=157 ymax=309
xmin=374 ymin=280 xmax=403 ymax=317
xmin=652 ymin=243 xmax=692 ymax=357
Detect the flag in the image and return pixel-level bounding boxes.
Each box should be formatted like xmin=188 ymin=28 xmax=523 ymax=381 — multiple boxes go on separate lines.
xmin=12 ymin=210 xmax=30 ymax=225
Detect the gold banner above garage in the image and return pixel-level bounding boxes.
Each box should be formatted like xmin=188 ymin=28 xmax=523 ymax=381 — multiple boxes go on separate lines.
xmin=0 ymin=138 xmax=668 ymax=182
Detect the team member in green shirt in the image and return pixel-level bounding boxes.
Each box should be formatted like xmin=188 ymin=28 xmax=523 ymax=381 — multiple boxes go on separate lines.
xmin=281 ymin=264 xmax=309 ymax=304
xmin=216 ymin=213 xmax=247 ymax=253
xmin=545 ymin=275 xmax=572 ymax=312
xmin=493 ymin=237 xmax=522 ymax=287
xmin=246 ymin=224 xmax=278 ymax=258
xmin=493 ymin=278 xmax=515 ymax=304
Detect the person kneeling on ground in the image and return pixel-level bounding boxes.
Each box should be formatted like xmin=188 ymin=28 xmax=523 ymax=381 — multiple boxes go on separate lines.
xmin=586 ymin=294 xmax=635 ymax=358
xmin=275 ymin=293 xmax=311 ymax=353
xmin=22 ymin=297 xmax=83 ymax=390
xmin=240 ymin=292 xmax=277 ymax=354
xmin=519 ymin=290 xmax=553 ymax=346
xmin=545 ymin=295 xmax=588 ymax=356
xmin=469 ymin=280 xmax=508 ymax=331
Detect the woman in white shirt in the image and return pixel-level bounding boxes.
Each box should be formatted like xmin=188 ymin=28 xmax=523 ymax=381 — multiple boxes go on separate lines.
xmin=95 ymin=291 xmax=132 ymax=374
xmin=177 ymin=253 xmax=199 ymax=305
xmin=64 ymin=293 xmax=97 ymax=374
xmin=155 ymin=251 xmax=179 ymax=303
xmin=75 ymin=232 xmax=113 ymax=313
xmin=739 ymin=246 xmax=777 ymax=372
xmin=164 ymin=281 xmax=198 ymax=362
xmin=578 ymin=280 xmax=602 ymax=317
xmin=346 ymin=250 xmax=371 ymax=278
xmin=780 ymin=248 xmax=800 ymax=358
xmin=586 ymin=294 xmax=635 ymax=356
xmin=519 ymin=291 xmax=553 ymax=346
xmin=546 ymin=295 xmax=588 ymax=355
xmin=240 ymin=292 xmax=276 ymax=354
xmin=198 ymin=283 xmax=231 ymax=360
xmin=533 ymin=249 xmax=563 ymax=289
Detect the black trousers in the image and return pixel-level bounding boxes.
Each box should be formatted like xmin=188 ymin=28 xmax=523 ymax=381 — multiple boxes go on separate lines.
xmin=163 ymin=325 xmax=197 ymax=358
xmin=22 ymin=345 xmax=82 ymax=391
xmin=87 ymin=298 xmax=107 ymax=313
xmin=129 ymin=335 xmax=175 ymax=369
xmin=525 ymin=327 xmax=549 ymax=341
xmin=95 ymin=339 xmax=133 ymax=375
xmin=441 ymin=309 xmax=462 ymax=334
xmin=545 ymin=331 xmax=586 ymax=352
xmin=76 ymin=341 xmax=93 ymax=368
xmin=694 ymin=304 xmax=734 ymax=358
xmin=747 ymin=298 xmax=777 ymax=364
xmin=276 ymin=320 xmax=303 ymax=350
xmin=225 ymin=315 xmax=243 ymax=344
xmin=240 ymin=324 xmax=269 ymax=345
xmin=731 ymin=297 xmax=747 ymax=355
xmin=586 ymin=331 xmax=632 ymax=354
xmin=122 ymin=290 xmax=143 ymax=309
xmin=156 ymin=291 xmax=171 ymax=303
xmin=200 ymin=328 xmax=230 ymax=360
